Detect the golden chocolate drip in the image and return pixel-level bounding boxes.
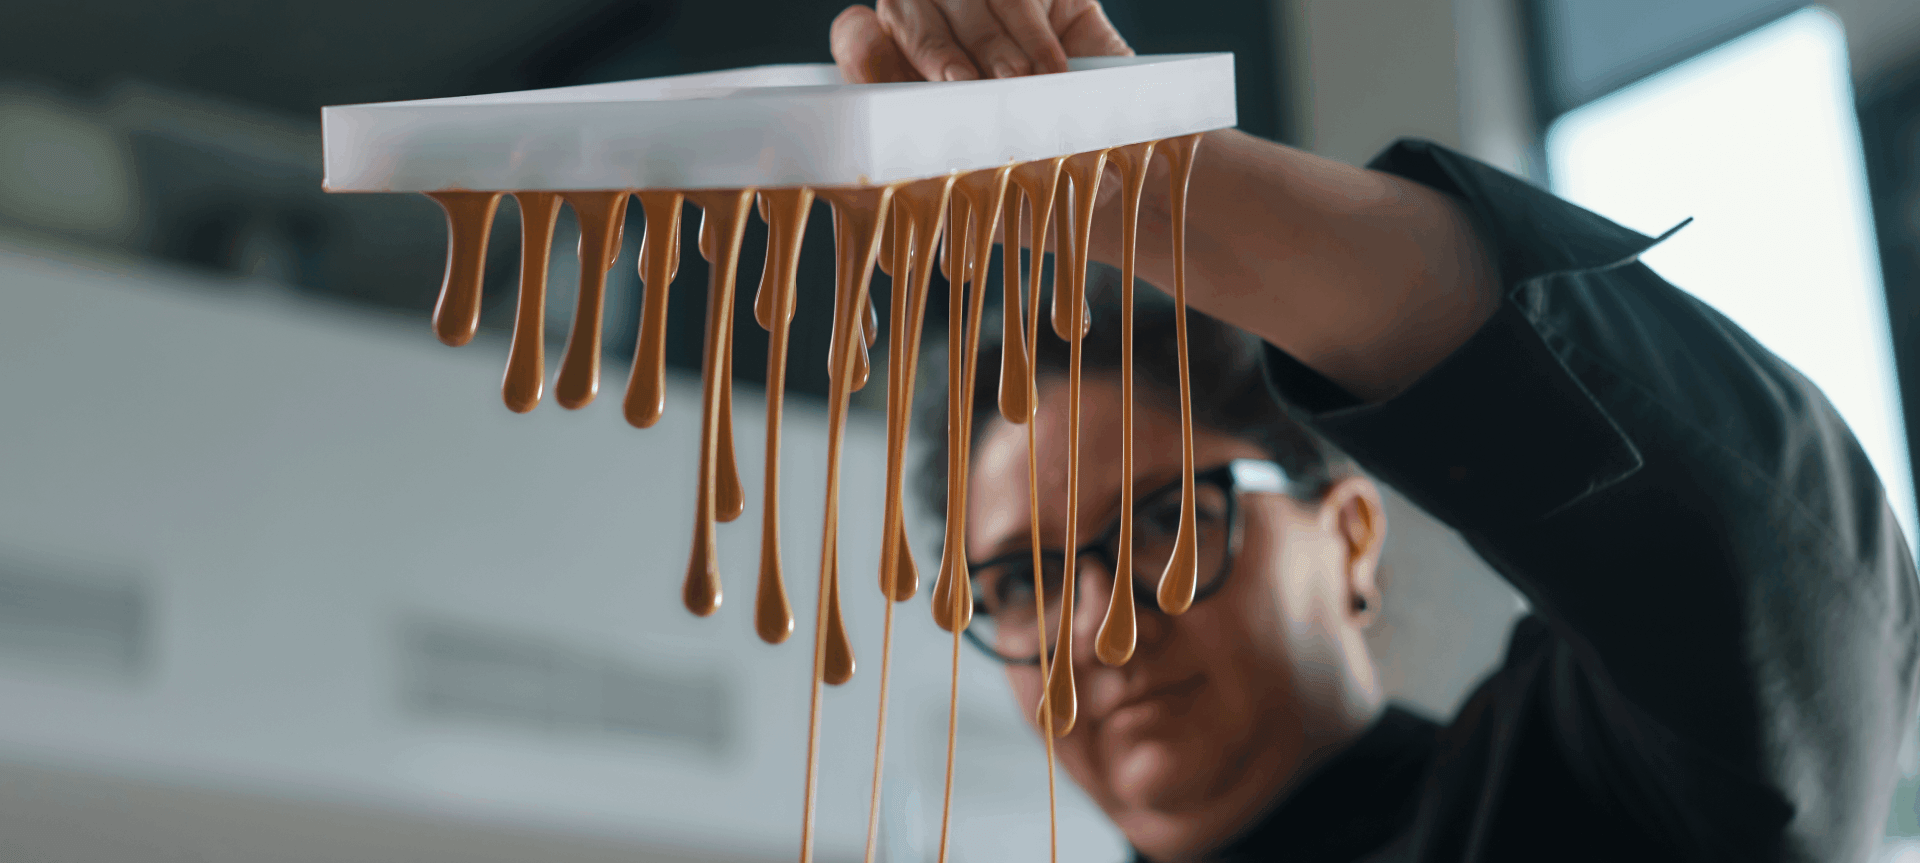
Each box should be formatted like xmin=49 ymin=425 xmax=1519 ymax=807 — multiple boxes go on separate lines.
xmin=405 ymin=133 xmax=1211 ymax=863
xmin=1003 ymin=158 xmax=1063 ymax=425
xmin=716 ymin=333 xmax=745 ymax=523
xmin=502 ymin=192 xmax=560 ymax=412
xmin=681 ymin=189 xmax=755 ymax=617
xmin=933 ymin=166 xmax=1012 ymax=633
xmin=798 ymin=183 xmax=893 ymax=863
xmin=624 ymin=191 xmax=684 ymax=428
xmin=1046 ymin=172 xmax=1089 ymax=341
xmin=425 ymin=191 xmax=502 ymax=348
xmin=692 ymin=208 xmax=748 ymax=523
xmin=553 ymin=191 xmax=625 ymax=409
xmin=997 ymin=182 xmax=1031 ymax=424
xmin=863 ymin=175 xmax=951 ymax=863
xmin=933 ymin=165 xmax=1011 ymax=863
xmin=1095 ymin=141 xmax=1155 ymax=666
xmin=1041 ymin=149 xmax=1108 ymax=738
xmin=1156 ymin=134 xmax=1204 ymax=615
xmin=878 ymin=177 xmax=955 ymax=604
xmin=1008 ymin=154 xmax=1066 ymax=863
xmin=755 ymin=188 xmax=813 ymax=645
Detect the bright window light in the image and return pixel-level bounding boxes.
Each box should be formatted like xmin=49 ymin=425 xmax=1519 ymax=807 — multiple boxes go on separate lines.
xmin=1546 ymin=6 xmax=1915 ymax=548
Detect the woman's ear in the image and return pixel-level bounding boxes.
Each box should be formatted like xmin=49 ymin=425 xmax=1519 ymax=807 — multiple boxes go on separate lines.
xmin=1319 ymin=476 xmax=1386 ymax=622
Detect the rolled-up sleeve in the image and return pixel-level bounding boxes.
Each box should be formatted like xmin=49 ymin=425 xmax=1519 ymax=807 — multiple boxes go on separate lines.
xmin=1262 ymin=139 xmax=1920 ymax=861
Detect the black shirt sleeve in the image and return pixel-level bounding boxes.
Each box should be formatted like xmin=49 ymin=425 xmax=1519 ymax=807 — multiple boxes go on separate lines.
xmin=1260 ymin=139 xmax=1920 ymax=861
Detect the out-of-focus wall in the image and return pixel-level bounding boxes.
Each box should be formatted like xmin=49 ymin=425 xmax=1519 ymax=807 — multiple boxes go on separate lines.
xmin=0 ymin=235 xmax=1126 ymax=862
xmin=1272 ymin=0 xmax=1538 ymax=721
xmin=1271 ymin=0 xmax=1920 ymax=724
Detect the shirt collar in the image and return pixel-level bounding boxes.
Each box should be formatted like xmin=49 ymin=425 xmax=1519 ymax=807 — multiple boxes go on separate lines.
xmin=1132 ymin=704 xmax=1439 ymax=863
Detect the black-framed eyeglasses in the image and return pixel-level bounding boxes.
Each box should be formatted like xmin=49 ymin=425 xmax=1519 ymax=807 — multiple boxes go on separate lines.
xmin=962 ymin=458 xmax=1318 ymax=665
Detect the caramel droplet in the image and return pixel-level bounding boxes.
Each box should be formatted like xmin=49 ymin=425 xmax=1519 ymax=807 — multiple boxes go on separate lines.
xmin=752 ymin=195 xmax=779 ymax=331
xmin=823 ymin=540 xmax=855 ymax=686
xmin=425 ymin=191 xmax=501 ymax=348
xmin=556 ymin=191 xmax=626 ymax=410
xmin=880 ymin=177 xmax=952 ymax=604
xmin=502 ymin=192 xmax=560 ymax=413
xmin=1156 ymin=134 xmax=1205 ymax=616
xmin=625 ymin=191 xmax=684 ymax=429
xmin=1041 ymin=149 xmax=1109 ymax=736
xmin=816 ymin=181 xmax=894 ymax=670
xmin=937 ymin=166 xmax=1012 ymax=633
xmin=685 ymin=523 xmax=722 ymax=617
xmin=756 ymin=540 xmax=794 ymax=644
xmin=891 ymin=535 xmax=919 ymax=602
xmin=1095 ymin=140 xmax=1155 ymax=667
xmin=799 ymin=184 xmax=895 ymax=863
xmin=681 ymin=188 xmax=756 ymax=617
xmin=755 ymin=188 xmax=812 ymax=644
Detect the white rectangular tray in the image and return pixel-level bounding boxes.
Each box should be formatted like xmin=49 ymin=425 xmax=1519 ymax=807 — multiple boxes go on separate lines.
xmin=321 ymin=53 xmax=1236 ymax=193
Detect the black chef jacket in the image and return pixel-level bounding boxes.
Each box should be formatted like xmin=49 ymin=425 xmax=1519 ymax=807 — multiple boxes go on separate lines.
xmin=1177 ymin=140 xmax=1920 ymax=863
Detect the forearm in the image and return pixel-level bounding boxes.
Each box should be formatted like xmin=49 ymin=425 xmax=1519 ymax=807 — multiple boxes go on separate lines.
xmin=1082 ymin=129 xmax=1500 ymax=403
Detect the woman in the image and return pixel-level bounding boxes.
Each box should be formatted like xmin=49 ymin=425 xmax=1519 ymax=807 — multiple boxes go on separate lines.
xmin=833 ymin=3 xmax=1920 ymax=861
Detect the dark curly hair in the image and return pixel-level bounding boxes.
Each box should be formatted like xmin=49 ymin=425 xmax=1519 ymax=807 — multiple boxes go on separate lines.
xmin=914 ymin=258 xmax=1351 ymax=522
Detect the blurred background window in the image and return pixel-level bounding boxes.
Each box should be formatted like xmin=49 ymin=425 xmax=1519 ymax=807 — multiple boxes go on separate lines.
xmin=1545 ymin=8 xmax=1916 ymax=544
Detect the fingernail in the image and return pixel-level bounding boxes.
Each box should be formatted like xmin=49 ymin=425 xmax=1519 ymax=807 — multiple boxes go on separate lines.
xmin=990 ymin=60 xmax=1019 ymax=79
xmin=943 ymin=63 xmax=977 ymax=82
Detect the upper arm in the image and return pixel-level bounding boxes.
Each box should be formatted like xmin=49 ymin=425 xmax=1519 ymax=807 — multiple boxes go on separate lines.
xmin=1263 ymin=139 xmax=1920 ymax=858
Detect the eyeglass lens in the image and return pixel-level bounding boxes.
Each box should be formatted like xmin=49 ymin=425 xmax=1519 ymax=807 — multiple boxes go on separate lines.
xmin=970 ymin=479 xmax=1233 ymax=663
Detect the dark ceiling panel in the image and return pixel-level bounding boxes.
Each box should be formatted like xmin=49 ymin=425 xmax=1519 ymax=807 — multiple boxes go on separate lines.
xmin=0 ymin=0 xmax=622 ymax=113
xmin=1528 ymin=0 xmax=1798 ymax=120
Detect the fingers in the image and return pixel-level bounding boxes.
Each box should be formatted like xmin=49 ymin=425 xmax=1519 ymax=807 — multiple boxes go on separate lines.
xmin=1054 ymin=0 xmax=1132 ymax=57
xmin=832 ymin=5 xmax=925 ymax=83
xmin=937 ymin=0 xmax=1034 ymax=79
xmin=987 ymin=0 xmax=1068 ymax=74
xmin=877 ymin=0 xmax=981 ymax=82
xmin=842 ymin=0 xmax=1127 ymax=88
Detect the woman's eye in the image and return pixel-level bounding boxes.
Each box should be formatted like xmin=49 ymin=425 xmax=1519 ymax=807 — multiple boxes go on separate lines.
xmin=988 ymin=568 xmax=1036 ymax=609
xmin=1193 ymin=486 xmax=1231 ymax=525
xmin=1141 ymin=498 xmax=1183 ymax=535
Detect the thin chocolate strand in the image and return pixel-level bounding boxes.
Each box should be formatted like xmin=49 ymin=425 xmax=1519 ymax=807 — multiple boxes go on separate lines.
xmin=1095 ymin=141 xmax=1155 ymax=666
xmin=1043 ymin=150 xmax=1109 ymax=738
xmin=681 ymin=189 xmax=755 ymax=617
xmin=1156 ymin=134 xmax=1205 ymax=615
xmin=755 ymin=188 xmax=813 ymax=644
xmin=799 ymin=184 xmax=893 ymax=863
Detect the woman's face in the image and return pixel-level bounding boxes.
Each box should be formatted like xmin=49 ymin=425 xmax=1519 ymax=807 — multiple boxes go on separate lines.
xmin=966 ymin=376 xmax=1386 ymax=861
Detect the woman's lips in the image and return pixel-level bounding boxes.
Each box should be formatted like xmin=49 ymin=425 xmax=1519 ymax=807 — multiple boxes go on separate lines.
xmin=1100 ymin=674 xmax=1207 ymax=727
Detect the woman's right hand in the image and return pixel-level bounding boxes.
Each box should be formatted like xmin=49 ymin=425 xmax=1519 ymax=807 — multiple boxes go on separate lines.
xmin=829 ymin=0 xmax=1133 ymax=85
